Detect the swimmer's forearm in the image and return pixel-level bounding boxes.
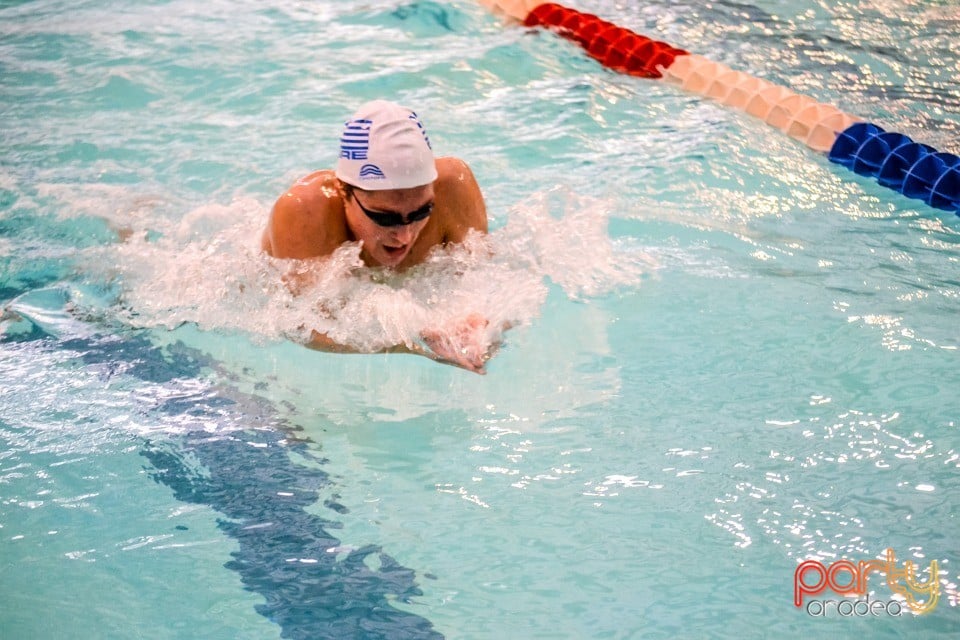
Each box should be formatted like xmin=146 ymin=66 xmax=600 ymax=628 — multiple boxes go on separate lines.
xmin=304 ymin=330 xmax=360 ymax=353
xmin=304 ymin=330 xmax=434 ymax=358
xmin=304 ymin=329 xmax=488 ymax=374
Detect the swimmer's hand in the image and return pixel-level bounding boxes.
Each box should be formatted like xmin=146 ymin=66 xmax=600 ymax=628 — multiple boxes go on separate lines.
xmin=421 ymin=313 xmax=500 ymax=375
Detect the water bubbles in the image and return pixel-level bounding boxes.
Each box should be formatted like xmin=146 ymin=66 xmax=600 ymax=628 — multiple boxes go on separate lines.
xmin=91 ymin=187 xmax=651 ymax=354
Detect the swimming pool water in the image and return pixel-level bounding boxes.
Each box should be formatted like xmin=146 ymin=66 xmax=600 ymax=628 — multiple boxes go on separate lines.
xmin=2 ymin=0 xmax=959 ymax=638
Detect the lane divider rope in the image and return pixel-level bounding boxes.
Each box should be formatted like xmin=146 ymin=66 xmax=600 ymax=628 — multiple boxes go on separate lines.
xmin=476 ymin=0 xmax=960 ymax=216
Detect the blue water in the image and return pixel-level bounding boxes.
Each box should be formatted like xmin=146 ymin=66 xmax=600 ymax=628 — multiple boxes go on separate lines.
xmin=2 ymin=0 xmax=959 ymax=638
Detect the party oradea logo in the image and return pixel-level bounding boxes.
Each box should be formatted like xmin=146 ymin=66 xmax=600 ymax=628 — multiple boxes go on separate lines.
xmin=794 ymin=549 xmax=939 ymax=617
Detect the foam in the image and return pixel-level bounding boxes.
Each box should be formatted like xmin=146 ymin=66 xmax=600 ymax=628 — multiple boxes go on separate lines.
xmin=36 ymin=181 xmax=169 ymax=231
xmin=85 ymin=188 xmax=651 ymax=354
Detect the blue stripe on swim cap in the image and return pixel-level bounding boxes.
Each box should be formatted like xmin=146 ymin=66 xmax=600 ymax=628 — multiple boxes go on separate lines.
xmin=409 ymin=112 xmax=432 ymax=150
xmin=340 ymin=118 xmax=373 ymax=161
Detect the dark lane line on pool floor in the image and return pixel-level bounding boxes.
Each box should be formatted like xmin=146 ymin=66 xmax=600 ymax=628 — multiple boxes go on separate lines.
xmin=2 ymin=300 xmax=443 ymax=640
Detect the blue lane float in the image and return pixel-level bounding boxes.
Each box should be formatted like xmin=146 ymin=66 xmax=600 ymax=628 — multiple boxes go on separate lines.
xmin=829 ymin=122 xmax=960 ymax=214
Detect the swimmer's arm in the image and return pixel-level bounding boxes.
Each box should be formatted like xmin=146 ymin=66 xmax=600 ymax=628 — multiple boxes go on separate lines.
xmin=304 ymin=330 xmax=360 ymax=354
xmin=304 ymin=330 xmax=431 ymax=357
xmin=262 ymin=188 xmax=335 ymax=259
xmin=304 ymin=328 xmax=491 ymax=374
xmin=438 ymin=158 xmax=488 ymax=244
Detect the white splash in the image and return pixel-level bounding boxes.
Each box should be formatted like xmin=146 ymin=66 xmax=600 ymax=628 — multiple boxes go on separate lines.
xmin=84 ymin=187 xmax=651 ymax=352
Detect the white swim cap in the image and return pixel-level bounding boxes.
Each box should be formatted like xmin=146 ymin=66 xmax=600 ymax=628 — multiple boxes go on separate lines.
xmin=335 ymin=100 xmax=438 ymax=190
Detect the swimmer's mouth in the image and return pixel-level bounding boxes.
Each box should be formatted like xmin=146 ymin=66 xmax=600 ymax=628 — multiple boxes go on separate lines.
xmin=382 ymin=244 xmax=408 ymax=257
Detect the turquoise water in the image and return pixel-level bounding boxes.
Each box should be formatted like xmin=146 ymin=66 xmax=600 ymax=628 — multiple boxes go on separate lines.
xmin=2 ymin=0 xmax=959 ymax=638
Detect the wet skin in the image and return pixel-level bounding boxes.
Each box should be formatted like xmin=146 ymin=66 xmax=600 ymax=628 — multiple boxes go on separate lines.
xmin=261 ymin=157 xmax=497 ymax=372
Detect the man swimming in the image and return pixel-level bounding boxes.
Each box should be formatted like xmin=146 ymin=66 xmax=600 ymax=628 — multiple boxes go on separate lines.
xmin=261 ymin=99 xmax=495 ymax=373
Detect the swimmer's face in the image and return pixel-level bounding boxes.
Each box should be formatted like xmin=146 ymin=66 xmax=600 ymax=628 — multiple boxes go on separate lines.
xmin=344 ymin=184 xmax=434 ymax=268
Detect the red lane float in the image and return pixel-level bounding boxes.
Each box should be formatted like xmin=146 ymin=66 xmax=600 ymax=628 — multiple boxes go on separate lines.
xmin=523 ymin=3 xmax=687 ymax=78
xmin=475 ymin=0 xmax=960 ymax=215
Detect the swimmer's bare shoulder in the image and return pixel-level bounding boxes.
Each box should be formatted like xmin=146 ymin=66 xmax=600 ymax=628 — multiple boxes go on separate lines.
xmin=434 ymin=157 xmax=488 ymax=242
xmin=261 ymin=170 xmax=348 ymax=259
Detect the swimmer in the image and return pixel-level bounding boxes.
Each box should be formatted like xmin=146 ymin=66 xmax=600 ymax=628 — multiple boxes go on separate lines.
xmin=261 ymin=99 xmax=496 ymax=373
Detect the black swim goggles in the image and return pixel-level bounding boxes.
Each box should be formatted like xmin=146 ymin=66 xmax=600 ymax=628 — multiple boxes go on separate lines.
xmin=350 ymin=189 xmax=434 ymax=227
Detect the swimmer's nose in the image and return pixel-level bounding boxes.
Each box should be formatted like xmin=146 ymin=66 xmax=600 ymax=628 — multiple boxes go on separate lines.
xmin=392 ymin=224 xmax=417 ymax=244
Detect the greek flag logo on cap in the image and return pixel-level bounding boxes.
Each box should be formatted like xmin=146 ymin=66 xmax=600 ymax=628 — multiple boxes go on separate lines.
xmin=339 ymin=118 xmax=372 ymax=160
